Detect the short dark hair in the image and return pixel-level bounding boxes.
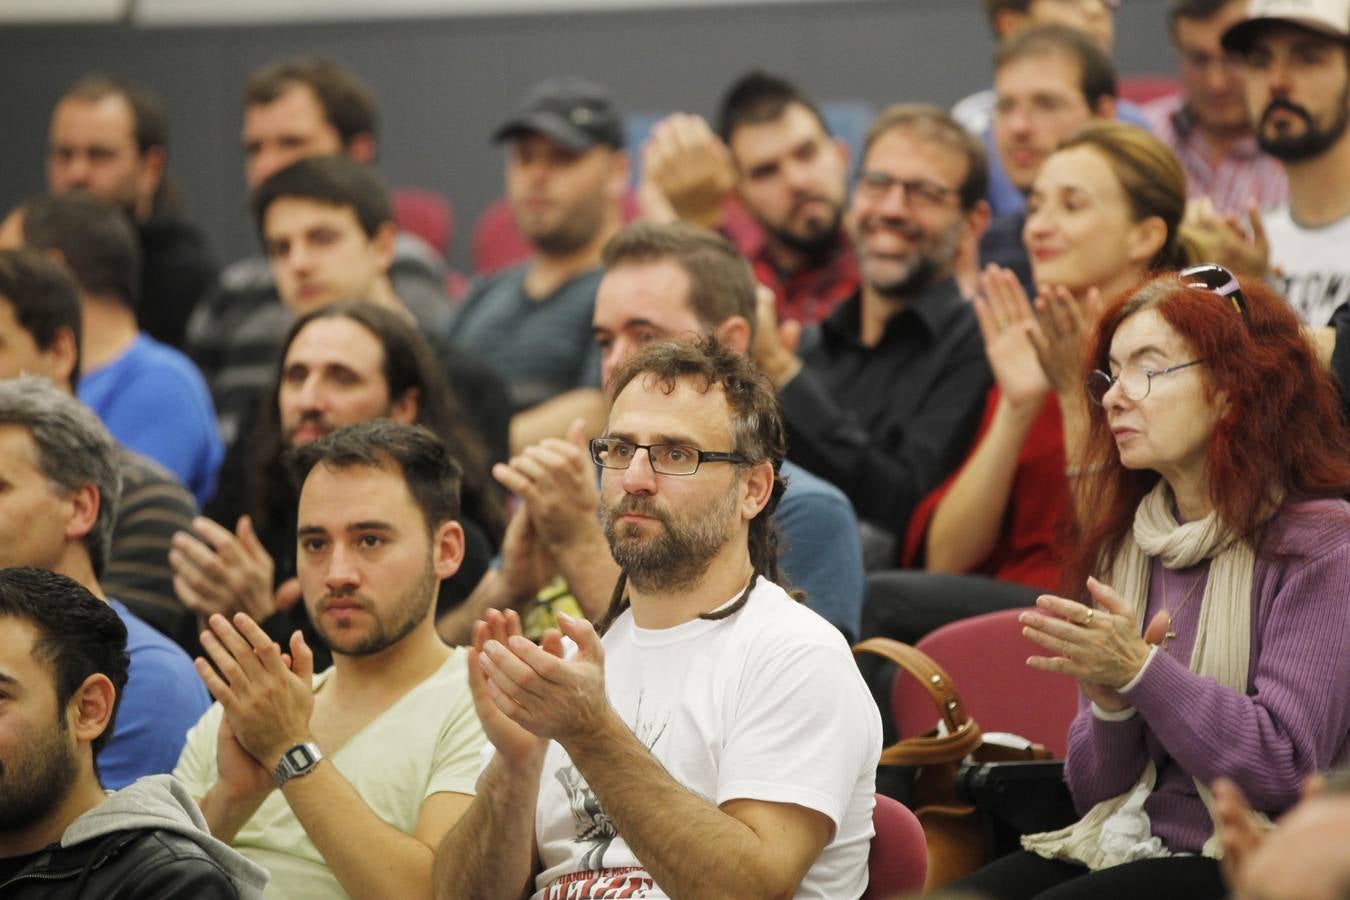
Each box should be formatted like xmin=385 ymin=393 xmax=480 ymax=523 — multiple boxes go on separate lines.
xmin=0 ymin=248 xmax=83 ymax=384
xmin=249 ymin=302 xmax=503 ymax=548
xmin=601 ymin=222 xmax=758 ymax=340
xmin=58 ymin=75 xmax=167 ymax=156
xmin=1168 ymin=0 xmax=1241 ymax=31
xmin=716 ymin=70 xmax=831 ymax=146
xmin=244 ymin=57 xmax=378 ymax=147
xmin=0 ymin=566 xmax=129 ymax=760
xmin=0 ymin=377 xmax=122 ymax=578
xmin=288 ymin=421 xmax=463 ymax=535
xmin=21 ymin=191 xmax=142 ymax=314
xmin=251 ymin=155 xmax=393 ymax=243
xmin=995 ymin=24 xmax=1119 ymax=112
xmin=862 ymin=104 xmax=989 ymax=211
xmin=982 ymin=0 xmax=1032 ymax=33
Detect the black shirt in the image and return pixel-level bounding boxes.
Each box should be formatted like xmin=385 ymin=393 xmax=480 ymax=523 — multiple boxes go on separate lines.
xmin=780 ymin=277 xmax=991 ymax=538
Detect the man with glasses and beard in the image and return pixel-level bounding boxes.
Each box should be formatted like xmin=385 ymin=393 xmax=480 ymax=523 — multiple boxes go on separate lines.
xmin=0 ymin=567 xmax=266 ymax=898
xmin=174 ymin=422 xmax=486 ymax=899
xmin=751 ymin=104 xmax=993 ymax=562
xmin=434 ymin=338 xmax=880 ymax=899
xmin=1223 ymin=0 xmax=1350 ymax=326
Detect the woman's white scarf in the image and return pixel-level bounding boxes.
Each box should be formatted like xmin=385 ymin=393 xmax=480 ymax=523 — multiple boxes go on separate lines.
xmin=1021 ymin=480 xmax=1268 ymax=868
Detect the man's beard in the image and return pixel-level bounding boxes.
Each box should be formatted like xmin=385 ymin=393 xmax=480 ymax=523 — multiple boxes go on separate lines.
xmin=1256 ymin=91 xmax=1350 ymax=162
xmin=600 ymin=489 xmax=739 ymax=594
xmin=283 ymin=402 xmax=397 ymax=449
xmin=763 ymin=196 xmax=845 ymax=261
xmin=0 ymin=713 xmax=79 ymax=832
xmin=519 ymin=192 xmax=608 ymax=257
xmin=858 ymin=216 xmax=963 ymax=299
xmin=309 ymin=552 xmax=438 ymax=657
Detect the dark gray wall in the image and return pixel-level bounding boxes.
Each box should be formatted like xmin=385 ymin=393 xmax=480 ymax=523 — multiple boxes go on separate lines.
xmin=0 ymin=0 xmax=1173 ymax=269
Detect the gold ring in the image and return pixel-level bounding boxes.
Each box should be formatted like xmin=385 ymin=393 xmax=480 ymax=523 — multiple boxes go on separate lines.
xmin=1082 ymin=609 xmax=1096 ymax=627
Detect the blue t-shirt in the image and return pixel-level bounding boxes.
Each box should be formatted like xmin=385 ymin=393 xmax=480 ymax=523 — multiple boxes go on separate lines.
xmin=78 ymin=333 xmax=223 ymax=505
xmin=101 ymin=599 xmax=211 ymax=790
xmin=776 ymin=460 xmax=865 ymax=643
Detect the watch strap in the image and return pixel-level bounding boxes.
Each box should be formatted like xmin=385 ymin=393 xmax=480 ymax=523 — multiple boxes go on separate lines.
xmin=272 ymin=741 xmax=324 ymax=787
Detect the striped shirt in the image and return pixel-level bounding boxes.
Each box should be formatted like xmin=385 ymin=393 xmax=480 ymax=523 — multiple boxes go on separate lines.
xmin=1142 ymin=94 xmax=1288 ymax=218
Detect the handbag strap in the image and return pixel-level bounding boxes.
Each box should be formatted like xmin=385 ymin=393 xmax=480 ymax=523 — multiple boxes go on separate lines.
xmin=853 ymin=637 xmax=984 ymax=767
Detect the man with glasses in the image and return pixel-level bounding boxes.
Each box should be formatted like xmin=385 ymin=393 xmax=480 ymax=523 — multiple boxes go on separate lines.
xmin=752 ymin=104 xmax=992 ymax=563
xmin=1145 ymin=0 xmax=1288 ymax=217
xmin=434 ymin=337 xmax=881 ymax=899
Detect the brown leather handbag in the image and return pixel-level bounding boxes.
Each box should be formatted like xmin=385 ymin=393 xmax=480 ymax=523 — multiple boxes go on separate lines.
xmin=854 ymin=637 xmax=1052 ymax=890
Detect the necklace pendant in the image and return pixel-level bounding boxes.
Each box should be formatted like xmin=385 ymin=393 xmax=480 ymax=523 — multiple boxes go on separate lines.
xmin=1162 ymin=629 xmax=1177 ymax=650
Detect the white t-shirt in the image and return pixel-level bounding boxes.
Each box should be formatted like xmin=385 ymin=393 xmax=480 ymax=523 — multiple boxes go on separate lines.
xmin=1264 ymin=205 xmax=1350 ymax=326
xmin=175 ymin=649 xmax=485 ymax=900
xmin=531 ymin=577 xmax=882 ymax=900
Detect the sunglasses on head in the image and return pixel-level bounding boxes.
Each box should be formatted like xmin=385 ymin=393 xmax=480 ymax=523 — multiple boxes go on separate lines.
xmin=1179 ymin=263 xmax=1246 ymax=315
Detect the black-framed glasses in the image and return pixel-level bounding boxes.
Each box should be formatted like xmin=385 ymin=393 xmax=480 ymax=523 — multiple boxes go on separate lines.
xmin=855 ymin=171 xmax=958 ymax=209
xmin=1086 ymin=360 xmax=1204 ymax=406
xmin=1180 ymin=263 xmax=1246 ymax=315
xmin=589 ymin=437 xmax=749 ymax=476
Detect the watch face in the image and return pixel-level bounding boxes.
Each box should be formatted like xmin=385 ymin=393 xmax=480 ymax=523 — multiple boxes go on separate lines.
xmin=286 ymin=746 xmax=313 ymax=768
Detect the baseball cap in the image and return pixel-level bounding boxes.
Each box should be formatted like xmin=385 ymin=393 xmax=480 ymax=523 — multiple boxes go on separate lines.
xmin=1222 ymin=0 xmax=1350 ymax=52
xmin=492 ymin=76 xmax=625 ymax=152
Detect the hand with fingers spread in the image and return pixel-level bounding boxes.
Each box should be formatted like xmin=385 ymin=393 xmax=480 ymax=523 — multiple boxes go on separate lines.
xmin=477 ymin=610 xmax=609 ymax=749
xmin=1020 ymin=577 xmax=1164 ymax=711
xmin=1028 ymin=284 xmax=1101 ymax=396
xmin=1182 ymin=197 xmax=1271 ymax=279
xmin=493 ymin=418 xmax=599 ymax=554
xmin=637 ymin=113 xmax=735 ymax=229
xmin=752 ymin=285 xmax=803 ymax=389
xmin=171 ymin=516 xmax=280 ymax=622
xmin=469 ymin=609 xmax=555 ymax=771
xmin=194 ymin=612 xmax=315 ymax=771
xmin=976 ymin=265 xmax=1049 ymax=410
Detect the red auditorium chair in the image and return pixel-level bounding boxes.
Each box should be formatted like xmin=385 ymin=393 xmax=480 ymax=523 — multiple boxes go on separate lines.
xmin=392 ymin=188 xmax=455 ymax=259
xmin=470 ymin=191 xmax=641 ymax=276
xmin=865 ymin=793 xmax=928 ymax=899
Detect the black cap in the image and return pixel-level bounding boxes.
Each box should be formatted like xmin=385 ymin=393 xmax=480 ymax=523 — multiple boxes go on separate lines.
xmin=492 ymin=76 xmax=625 ymax=152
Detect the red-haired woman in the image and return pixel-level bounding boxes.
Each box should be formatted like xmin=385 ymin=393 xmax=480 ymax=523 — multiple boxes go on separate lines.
xmin=954 ymin=268 xmax=1350 ymax=898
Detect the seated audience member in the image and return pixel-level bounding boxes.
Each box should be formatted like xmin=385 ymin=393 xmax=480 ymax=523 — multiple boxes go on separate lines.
xmin=187 ymin=57 xmax=453 ymax=450
xmin=867 ymin=123 xmax=1193 ymax=645
xmin=449 ymin=76 xmax=629 ymax=452
xmin=1216 ymin=768 xmax=1350 ymax=900
xmin=958 ymin=0 xmax=1151 ymax=218
xmin=175 ymin=422 xmax=487 ymax=899
xmin=0 ymin=248 xmax=195 ymax=641
xmin=952 ymin=271 xmax=1350 ymax=898
xmin=0 ymin=567 xmax=267 ymax=899
xmin=434 ymin=339 xmax=880 ymax=898
xmin=750 ymin=104 xmax=992 ymax=563
xmin=1143 ymin=0 xmax=1287 ymax=216
xmin=243 ymin=154 xmax=509 ymax=464
xmin=173 ymin=302 xmax=504 ymax=671
xmin=451 ymin=222 xmax=865 ymax=642
xmin=45 ymin=75 xmax=217 ymax=349
xmin=985 ymin=24 xmax=1119 ymax=291
xmin=1217 ymin=1 xmax=1350 ymax=326
xmin=0 ymin=375 xmax=209 ymax=789
xmin=9 ymin=192 xmax=222 ymax=504
xmin=639 ymin=71 xmax=858 ymax=324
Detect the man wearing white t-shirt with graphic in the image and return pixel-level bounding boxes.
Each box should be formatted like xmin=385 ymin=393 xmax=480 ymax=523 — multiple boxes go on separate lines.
xmin=1223 ymin=0 xmax=1350 ymax=325
xmin=435 ymin=338 xmax=881 ymax=899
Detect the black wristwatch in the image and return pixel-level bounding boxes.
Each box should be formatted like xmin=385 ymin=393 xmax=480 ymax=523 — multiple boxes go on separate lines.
xmin=272 ymin=742 xmax=324 ymax=787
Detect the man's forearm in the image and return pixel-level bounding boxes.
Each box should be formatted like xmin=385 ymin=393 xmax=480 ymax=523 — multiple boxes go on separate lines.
xmin=435 ymin=754 xmax=542 ymax=900
xmin=281 ymin=761 xmax=448 ymax=900
xmin=563 ymin=712 xmax=802 ymax=899
xmin=196 ymin=784 xmax=270 ymax=845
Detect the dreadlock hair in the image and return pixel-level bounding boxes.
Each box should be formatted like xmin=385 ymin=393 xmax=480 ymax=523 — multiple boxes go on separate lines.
xmin=595 ymin=336 xmax=792 ymax=634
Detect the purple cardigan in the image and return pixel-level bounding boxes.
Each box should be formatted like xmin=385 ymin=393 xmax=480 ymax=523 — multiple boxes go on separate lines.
xmin=1063 ymin=498 xmax=1350 ymax=853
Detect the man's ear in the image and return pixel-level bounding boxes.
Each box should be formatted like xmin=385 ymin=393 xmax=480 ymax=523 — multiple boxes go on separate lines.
xmin=63 ymin=482 xmax=101 ymax=546
xmin=432 ymin=519 xmax=466 ymax=581
xmin=69 ymin=672 xmax=117 ymax=748
xmin=372 ymin=221 xmax=398 ymax=272
xmin=391 ymin=387 xmax=419 ymax=425
xmin=739 ymin=460 xmax=776 ymax=520
xmin=134 ymin=146 xmax=167 ymax=218
xmin=962 ymin=198 xmax=993 ymax=245
xmin=45 ymin=324 xmax=80 ymax=390
xmin=715 ymin=316 xmax=752 ymax=355
xmin=345 ymin=132 xmax=378 ymax=165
